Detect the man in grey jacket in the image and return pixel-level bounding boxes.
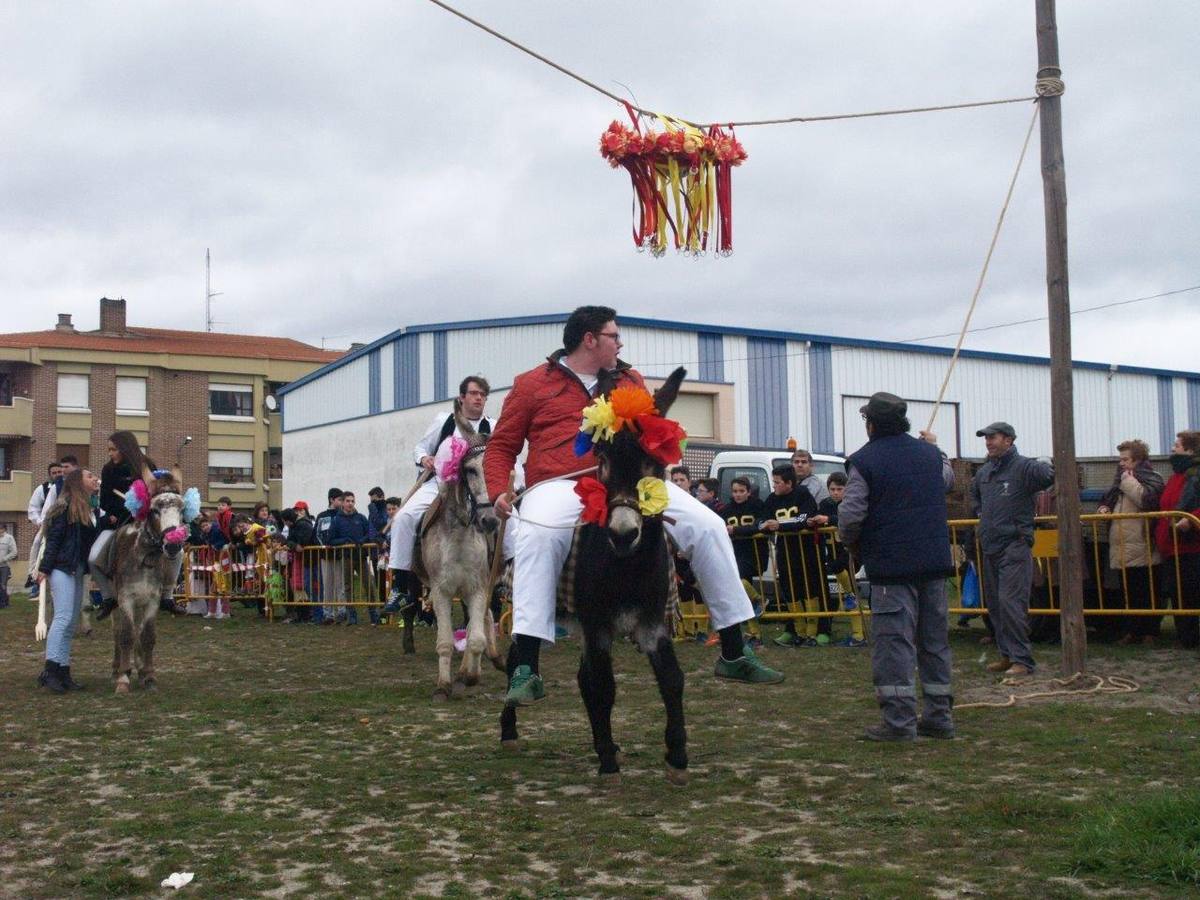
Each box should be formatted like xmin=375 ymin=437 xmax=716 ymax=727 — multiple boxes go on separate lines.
xmin=970 ymin=422 xmax=1055 ymax=676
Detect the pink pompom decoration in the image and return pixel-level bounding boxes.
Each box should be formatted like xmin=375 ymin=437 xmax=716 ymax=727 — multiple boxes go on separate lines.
xmin=438 ymin=436 xmax=470 ymax=483
xmin=163 ymin=525 xmax=189 ymax=545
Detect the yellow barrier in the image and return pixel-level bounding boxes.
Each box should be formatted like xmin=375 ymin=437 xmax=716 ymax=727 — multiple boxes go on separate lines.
xmin=675 ymin=510 xmax=1200 ymax=639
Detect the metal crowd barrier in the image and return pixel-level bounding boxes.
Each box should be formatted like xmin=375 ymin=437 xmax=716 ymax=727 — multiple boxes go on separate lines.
xmin=676 ymin=510 xmax=1200 ymax=637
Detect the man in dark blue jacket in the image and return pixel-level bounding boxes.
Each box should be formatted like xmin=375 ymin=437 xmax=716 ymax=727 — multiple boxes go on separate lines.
xmin=839 ymin=392 xmax=956 ymax=742
xmin=328 ymin=492 xmax=373 ymax=624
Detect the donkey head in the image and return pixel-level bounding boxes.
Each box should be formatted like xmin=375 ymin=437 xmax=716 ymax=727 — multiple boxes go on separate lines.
xmin=451 ymin=399 xmax=500 ymax=534
xmin=142 ymin=474 xmax=187 ymax=559
xmin=592 ymin=367 xmax=686 ymax=558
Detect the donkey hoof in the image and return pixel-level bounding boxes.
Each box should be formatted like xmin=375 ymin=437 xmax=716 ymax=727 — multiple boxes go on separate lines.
xmin=489 ymin=654 xmax=506 ymax=673
xmin=598 ymin=771 xmax=622 ymax=788
xmin=114 ymin=681 xmax=130 ymax=695
xmin=403 ymin=643 xmax=416 ymax=656
xmin=141 ymin=679 xmax=157 ymax=692
xmin=500 ymin=738 xmax=523 ymax=752
xmin=665 ymin=765 xmax=689 ymax=787
xmin=432 ymin=686 xmax=451 ymax=702
xmin=450 ymin=681 xmax=467 ymax=700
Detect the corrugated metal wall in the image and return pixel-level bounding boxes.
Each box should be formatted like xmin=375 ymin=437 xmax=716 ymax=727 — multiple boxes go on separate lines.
xmin=282 ymin=354 xmax=370 ymax=432
xmin=283 ymin=319 xmax=1199 ymax=459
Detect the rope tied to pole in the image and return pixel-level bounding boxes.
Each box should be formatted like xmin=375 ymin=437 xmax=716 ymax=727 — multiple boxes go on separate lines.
xmin=1036 ymin=77 xmax=1066 ymax=97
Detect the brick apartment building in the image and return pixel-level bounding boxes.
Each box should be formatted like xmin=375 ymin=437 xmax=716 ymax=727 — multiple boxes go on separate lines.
xmin=0 ymin=297 xmax=341 ymax=581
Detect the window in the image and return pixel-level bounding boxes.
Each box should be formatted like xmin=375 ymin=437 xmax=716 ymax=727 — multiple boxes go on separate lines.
xmin=209 ymin=383 xmax=253 ymax=418
xmin=670 ymin=393 xmax=716 ymax=440
xmin=0 ymin=443 xmax=9 ymax=479
xmin=56 ymin=444 xmax=91 ymax=469
xmin=57 ymin=374 xmax=89 ymax=411
xmin=208 ymin=450 xmax=254 ymax=485
xmin=116 ymin=376 xmax=147 ymax=414
xmin=0 ymin=372 xmax=12 ymax=406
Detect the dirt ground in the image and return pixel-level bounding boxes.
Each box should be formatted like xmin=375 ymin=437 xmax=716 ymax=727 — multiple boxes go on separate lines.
xmin=1 ymin=599 xmax=1197 ymax=898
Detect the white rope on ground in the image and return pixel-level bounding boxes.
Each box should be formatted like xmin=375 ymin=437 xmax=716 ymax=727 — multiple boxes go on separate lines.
xmin=923 ymin=101 xmax=1042 ymax=434
xmin=956 ymin=672 xmax=1138 ymax=710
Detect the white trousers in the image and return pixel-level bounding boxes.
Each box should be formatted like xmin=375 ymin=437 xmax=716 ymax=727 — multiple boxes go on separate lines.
xmin=389 ymin=479 xmax=517 ymax=572
xmin=512 ymin=480 xmax=754 ymax=642
xmin=389 ymin=480 xmax=439 ymax=571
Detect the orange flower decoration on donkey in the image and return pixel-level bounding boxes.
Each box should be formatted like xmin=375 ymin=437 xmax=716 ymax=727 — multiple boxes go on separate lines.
xmin=608 ymin=385 xmax=658 ymax=433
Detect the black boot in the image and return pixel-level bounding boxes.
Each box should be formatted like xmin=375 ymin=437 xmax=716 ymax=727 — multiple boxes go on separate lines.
xmin=60 ymin=666 xmax=84 ymax=691
xmin=95 ymin=597 xmax=117 ymax=621
xmin=40 ymin=660 xmax=67 ymax=694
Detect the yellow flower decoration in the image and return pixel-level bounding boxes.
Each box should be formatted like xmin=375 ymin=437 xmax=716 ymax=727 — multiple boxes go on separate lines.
xmin=637 ymin=477 xmax=669 ymax=517
xmin=580 ymin=395 xmax=618 ymax=441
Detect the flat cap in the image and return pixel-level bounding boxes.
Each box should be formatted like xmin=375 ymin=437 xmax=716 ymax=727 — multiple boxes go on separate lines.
xmin=976 ymin=421 xmax=1016 ymax=438
xmin=859 ymin=391 xmax=907 ymax=421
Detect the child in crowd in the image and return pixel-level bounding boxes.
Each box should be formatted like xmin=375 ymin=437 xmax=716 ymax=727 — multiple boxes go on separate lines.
xmin=724 ymin=476 xmax=766 ymax=644
xmin=818 ymin=472 xmax=867 ymax=647
xmin=762 ymin=465 xmax=829 ymax=647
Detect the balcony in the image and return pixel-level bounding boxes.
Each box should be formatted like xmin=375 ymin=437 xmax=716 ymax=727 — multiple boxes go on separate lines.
xmin=0 ymin=397 xmax=33 ymax=438
xmin=0 ymin=469 xmax=32 ymax=511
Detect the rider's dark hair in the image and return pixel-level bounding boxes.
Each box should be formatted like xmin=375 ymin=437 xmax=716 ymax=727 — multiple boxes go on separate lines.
xmin=458 ymin=375 xmax=490 ymax=397
xmin=562 ymin=306 xmax=618 ymax=353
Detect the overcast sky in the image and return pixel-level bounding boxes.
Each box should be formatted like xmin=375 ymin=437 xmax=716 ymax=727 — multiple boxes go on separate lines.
xmin=2 ymin=1 xmax=1197 ymax=372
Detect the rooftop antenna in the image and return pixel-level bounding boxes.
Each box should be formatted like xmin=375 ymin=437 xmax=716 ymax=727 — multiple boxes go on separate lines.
xmin=205 ymin=248 xmax=224 ymax=332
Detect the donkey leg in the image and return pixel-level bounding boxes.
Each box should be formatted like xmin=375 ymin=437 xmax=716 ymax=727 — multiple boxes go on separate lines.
xmin=459 ymin=593 xmax=488 ymax=688
xmin=499 ymin=641 xmax=521 ymax=747
xmin=577 ymin=627 xmax=620 ymax=779
xmin=401 ymin=603 xmax=417 ymax=655
xmin=483 ymin=607 xmax=505 ymax=671
xmin=431 ymin=590 xmax=455 ymax=701
xmin=112 ymin=604 xmax=135 ymax=694
xmin=138 ymin=612 xmax=158 ymax=689
xmin=647 ymin=634 xmax=689 ymax=784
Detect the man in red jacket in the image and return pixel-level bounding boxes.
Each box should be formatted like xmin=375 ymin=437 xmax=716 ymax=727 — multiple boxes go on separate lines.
xmin=486 ymin=306 xmax=783 ymax=705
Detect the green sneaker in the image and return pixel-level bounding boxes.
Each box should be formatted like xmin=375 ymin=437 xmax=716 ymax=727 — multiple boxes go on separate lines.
xmin=772 ymin=630 xmax=798 ymax=647
xmin=714 ymin=645 xmax=785 ymax=684
xmin=504 ymin=665 xmax=546 ymax=706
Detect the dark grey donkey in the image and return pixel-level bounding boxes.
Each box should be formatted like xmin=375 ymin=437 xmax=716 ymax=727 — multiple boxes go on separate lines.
xmin=412 ymin=404 xmax=506 ymax=700
xmin=502 ymin=367 xmax=690 ymax=785
xmin=98 ymin=475 xmax=187 ymax=693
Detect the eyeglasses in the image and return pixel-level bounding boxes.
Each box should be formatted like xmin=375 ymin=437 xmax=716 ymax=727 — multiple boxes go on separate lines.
xmin=595 ymin=331 xmax=622 ymax=343
xmin=464 ymin=390 xmax=488 ymax=398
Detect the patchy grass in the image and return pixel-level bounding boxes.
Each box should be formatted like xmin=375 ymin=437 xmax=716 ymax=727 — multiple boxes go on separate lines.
xmin=1 ymin=599 xmax=1199 ymax=898
xmin=1071 ymin=790 xmax=1200 ymax=888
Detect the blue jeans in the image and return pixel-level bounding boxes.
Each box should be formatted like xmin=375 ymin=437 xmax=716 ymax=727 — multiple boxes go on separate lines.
xmin=47 ymin=566 xmax=85 ymax=665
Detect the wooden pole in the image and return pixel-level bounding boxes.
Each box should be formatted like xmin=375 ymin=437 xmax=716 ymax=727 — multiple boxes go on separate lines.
xmin=1035 ymin=0 xmax=1087 ymax=675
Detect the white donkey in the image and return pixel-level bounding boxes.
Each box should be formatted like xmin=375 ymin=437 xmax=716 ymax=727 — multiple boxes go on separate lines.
xmin=412 ymin=405 xmax=506 ymax=700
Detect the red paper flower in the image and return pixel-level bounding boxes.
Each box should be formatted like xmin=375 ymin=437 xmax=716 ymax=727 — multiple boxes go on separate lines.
xmin=574 ymin=477 xmax=609 ymax=526
xmin=635 ymin=414 xmax=687 ymax=466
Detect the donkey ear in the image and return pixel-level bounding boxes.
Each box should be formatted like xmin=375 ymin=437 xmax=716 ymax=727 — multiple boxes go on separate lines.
xmin=653 ymin=367 xmax=687 ymax=417
xmin=453 ymin=396 xmax=477 ymax=439
xmin=140 ymin=464 xmax=155 ymax=489
xmin=171 ymin=464 xmax=183 ymax=485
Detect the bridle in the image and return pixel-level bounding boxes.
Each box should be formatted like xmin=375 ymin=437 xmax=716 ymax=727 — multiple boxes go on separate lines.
xmin=454 ymin=443 xmax=494 ymax=527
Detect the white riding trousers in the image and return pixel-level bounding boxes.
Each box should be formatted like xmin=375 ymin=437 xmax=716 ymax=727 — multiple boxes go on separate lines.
xmin=511 ymin=479 xmax=754 ymax=642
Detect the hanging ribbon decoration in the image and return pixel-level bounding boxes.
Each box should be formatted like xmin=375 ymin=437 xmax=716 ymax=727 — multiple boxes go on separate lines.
xmin=600 ymin=104 xmax=746 ymax=256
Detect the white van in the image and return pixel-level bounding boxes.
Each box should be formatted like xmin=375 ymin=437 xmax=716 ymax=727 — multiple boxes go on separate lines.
xmin=708 ymin=450 xmax=846 ymax=505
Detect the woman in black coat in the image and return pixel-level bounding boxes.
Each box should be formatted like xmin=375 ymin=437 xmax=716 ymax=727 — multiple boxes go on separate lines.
xmin=37 ymin=468 xmax=100 ymax=693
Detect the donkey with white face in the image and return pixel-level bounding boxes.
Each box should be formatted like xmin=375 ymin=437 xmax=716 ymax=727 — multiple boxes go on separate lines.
xmin=104 ymin=477 xmax=188 ymax=692
xmin=413 ymin=405 xmax=506 ymax=700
